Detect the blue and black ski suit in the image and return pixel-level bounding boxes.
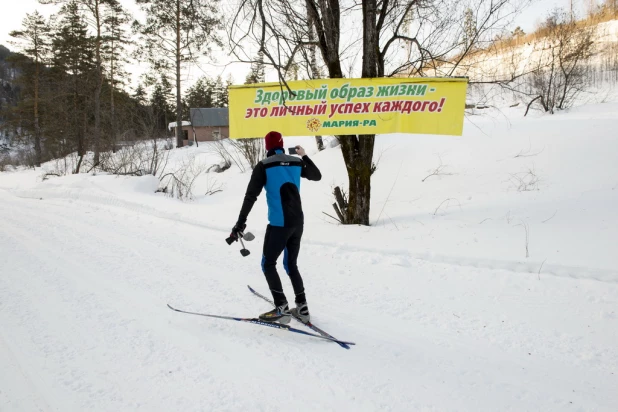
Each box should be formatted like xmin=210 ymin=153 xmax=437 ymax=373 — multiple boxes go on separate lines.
xmin=237 ymin=147 xmax=322 ymax=307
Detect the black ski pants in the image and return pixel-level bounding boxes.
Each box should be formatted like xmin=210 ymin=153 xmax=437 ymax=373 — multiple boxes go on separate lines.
xmin=261 ymin=224 xmax=306 ymax=307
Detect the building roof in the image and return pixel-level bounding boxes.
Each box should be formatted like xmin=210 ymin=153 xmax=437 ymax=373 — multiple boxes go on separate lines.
xmin=190 ymin=108 xmax=229 ymax=127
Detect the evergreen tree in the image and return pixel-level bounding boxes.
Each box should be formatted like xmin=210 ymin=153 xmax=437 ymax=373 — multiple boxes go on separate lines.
xmin=184 ymin=76 xmax=215 ymax=114
xmin=463 ymin=8 xmax=477 ymax=49
xmin=512 ymin=26 xmax=526 ymax=38
xmin=213 ymin=75 xmax=232 ymax=108
xmin=42 ymin=0 xmax=127 ymax=164
xmin=0 ymin=46 xmax=21 ymax=142
xmin=134 ymin=0 xmax=221 ymax=148
xmin=9 ymin=11 xmax=52 ymax=166
xmin=183 ymin=75 xmax=229 ymax=123
xmin=150 ymin=75 xmax=174 ymax=134
xmin=101 ymin=0 xmax=130 ymax=151
xmin=51 ymin=0 xmax=96 ymax=171
xmin=0 ymin=45 xmax=11 ymax=61
xmin=133 ymin=83 xmax=147 ymax=106
xmin=245 ymin=51 xmax=265 ymax=84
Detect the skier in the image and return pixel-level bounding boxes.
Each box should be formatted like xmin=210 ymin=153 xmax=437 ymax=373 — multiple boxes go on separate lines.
xmin=230 ymin=131 xmax=322 ymax=324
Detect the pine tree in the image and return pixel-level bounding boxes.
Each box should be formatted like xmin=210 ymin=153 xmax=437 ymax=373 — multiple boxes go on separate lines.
xmin=101 ymin=1 xmax=130 ymax=152
xmin=285 ymin=62 xmax=299 ymax=81
xmin=245 ymin=51 xmax=265 ymax=84
xmin=41 ymin=0 xmax=123 ymax=164
xmin=9 ymin=11 xmax=52 ymax=166
xmin=51 ymin=0 xmax=96 ymax=171
xmin=184 ymin=76 xmax=215 ymax=114
xmin=183 ymin=75 xmax=229 ymax=128
xmin=133 ymin=83 xmax=147 ymax=106
xmin=0 ymin=46 xmax=22 ymax=142
xmin=134 ymin=0 xmax=221 ymax=148
xmin=150 ymin=75 xmax=174 ymax=134
xmin=212 ymin=76 xmax=230 ymax=108
xmin=463 ymin=8 xmax=476 ymax=49
xmin=512 ymin=26 xmax=525 ymax=38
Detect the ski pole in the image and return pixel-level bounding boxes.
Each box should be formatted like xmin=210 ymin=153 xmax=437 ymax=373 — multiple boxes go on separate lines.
xmin=225 ymin=231 xmax=254 ymax=257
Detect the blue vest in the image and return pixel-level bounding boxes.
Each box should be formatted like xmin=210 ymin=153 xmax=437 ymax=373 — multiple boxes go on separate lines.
xmin=262 ymin=150 xmax=303 ymax=227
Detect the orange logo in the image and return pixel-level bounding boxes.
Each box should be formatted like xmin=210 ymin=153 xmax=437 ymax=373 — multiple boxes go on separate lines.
xmin=306 ymin=118 xmax=321 ymax=132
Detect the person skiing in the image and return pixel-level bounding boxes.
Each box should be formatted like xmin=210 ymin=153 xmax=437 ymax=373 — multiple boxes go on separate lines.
xmin=230 ymin=131 xmax=322 ymax=324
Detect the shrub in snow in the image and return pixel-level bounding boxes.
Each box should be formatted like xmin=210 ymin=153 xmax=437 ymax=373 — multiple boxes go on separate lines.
xmin=158 ymin=154 xmax=207 ymax=201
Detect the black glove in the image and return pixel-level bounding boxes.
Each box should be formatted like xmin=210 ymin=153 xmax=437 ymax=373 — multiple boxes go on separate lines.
xmin=229 ymin=221 xmax=246 ymax=241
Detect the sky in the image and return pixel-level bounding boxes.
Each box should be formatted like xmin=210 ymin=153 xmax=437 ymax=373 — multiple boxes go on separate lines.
xmin=0 ymin=0 xmax=602 ymax=92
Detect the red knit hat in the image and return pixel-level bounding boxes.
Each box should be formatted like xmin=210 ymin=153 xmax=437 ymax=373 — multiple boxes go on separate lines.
xmin=264 ymin=131 xmax=283 ymax=151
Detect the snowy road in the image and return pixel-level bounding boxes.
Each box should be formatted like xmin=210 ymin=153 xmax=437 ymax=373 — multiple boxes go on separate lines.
xmin=1 ymin=188 xmax=617 ymax=411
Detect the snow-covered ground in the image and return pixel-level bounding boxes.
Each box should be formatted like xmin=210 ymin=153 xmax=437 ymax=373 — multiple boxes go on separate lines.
xmin=1 ymin=101 xmax=618 ymax=411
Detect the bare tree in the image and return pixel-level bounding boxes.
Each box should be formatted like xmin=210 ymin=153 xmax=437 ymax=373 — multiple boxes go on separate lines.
xmin=159 ymin=154 xmax=208 ymax=201
xmin=469 ymin=7 xmax=596 ymax=114
xmin=241 ymin=51 xmax=269 ymax=169
xmin=229 ymin=138 xmax=266 ymax=169
xmin=529 ymin=10 xmax=595 ymax=113
xmin=229 ymin=0 xmax=528 ymax=225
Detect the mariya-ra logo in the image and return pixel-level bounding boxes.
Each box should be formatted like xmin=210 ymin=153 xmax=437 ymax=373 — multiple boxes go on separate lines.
xmin=305 ymin=117 xmax=377 ymax=131
xmin=321 ymin=119 xmax=377 ymax=129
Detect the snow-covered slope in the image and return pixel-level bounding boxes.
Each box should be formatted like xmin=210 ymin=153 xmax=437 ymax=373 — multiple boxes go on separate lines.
xmin=1 ymin=102 xmax=617 ymax=411
xmin=451 ymin=19 xmax=618 ymax=83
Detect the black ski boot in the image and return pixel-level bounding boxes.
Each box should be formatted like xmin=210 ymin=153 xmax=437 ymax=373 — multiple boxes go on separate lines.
xmin=291 ymin=302 xmax=310 ymax=323
xmin=259 ymin=303 xmax=291 ymax=324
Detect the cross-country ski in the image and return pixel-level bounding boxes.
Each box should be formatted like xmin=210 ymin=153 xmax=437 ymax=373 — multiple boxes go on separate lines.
xmin=247 ymin=285 xmax=351 ymax=349
xmin=166 ymin=304 xmax=355 ymax=346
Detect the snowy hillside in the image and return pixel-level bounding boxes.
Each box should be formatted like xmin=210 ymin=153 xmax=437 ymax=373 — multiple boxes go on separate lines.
xmin=1 ymin=98 xmax=617 ymax=410
xmin=453 ymin=19 xmax=618 ymax=83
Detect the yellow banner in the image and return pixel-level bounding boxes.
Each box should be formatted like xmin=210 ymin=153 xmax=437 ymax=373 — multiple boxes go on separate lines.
xmin=228 ymin=77 xmax=468 ymax=139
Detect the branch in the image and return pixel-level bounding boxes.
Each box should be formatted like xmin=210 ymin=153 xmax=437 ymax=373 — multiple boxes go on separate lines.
xmin=525 ymin=95 xmax=543 ymax=116
xmin=541 ymin=210 xmax=557 ymax=223
xmin=322 ymin=211 xmax=342 ymax=224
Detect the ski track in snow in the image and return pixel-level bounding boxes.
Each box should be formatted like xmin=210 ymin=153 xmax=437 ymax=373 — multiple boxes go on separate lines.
xmin=11 ymin=184 xmax=618 ymax=284
xmin=1 ymin=189 xmax=618 ymax=411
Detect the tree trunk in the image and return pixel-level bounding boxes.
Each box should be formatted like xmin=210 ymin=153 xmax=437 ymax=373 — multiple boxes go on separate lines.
xmin=309 ymin=0 xmax=344 ymax=78
xmin=315 ymin=136 xmax=324 ymax=151
xmin=547 ymin=47 xmax=556 ymax=113
xmin=74 ymin=75 xmax=82 ymax=158
xmin=110 ymin=29 xmax=117 ymax=153
xmin=74 ymin=101 xmax=85 ymax=174
xmin=361 ymin=0 xmax=378 ymax=77
xmin=33 ymin=51 xmax=42 ymax=167
xmin=307 ymin=0 xmax=376 ymax=224
xmin=524 ymin=95 xmax=543 ymax=116
xmin=306 ymin=0 xmax=324 ymax=151
xmin=337 ymin=0 xmax=378 ymax=225
xmin=93 ymin=0 xmax=102 ymax=165
xmin=338 ymin=134 xmax=375 ymax=225
xmin=175 ymin=0 xmax=183 ymax=148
